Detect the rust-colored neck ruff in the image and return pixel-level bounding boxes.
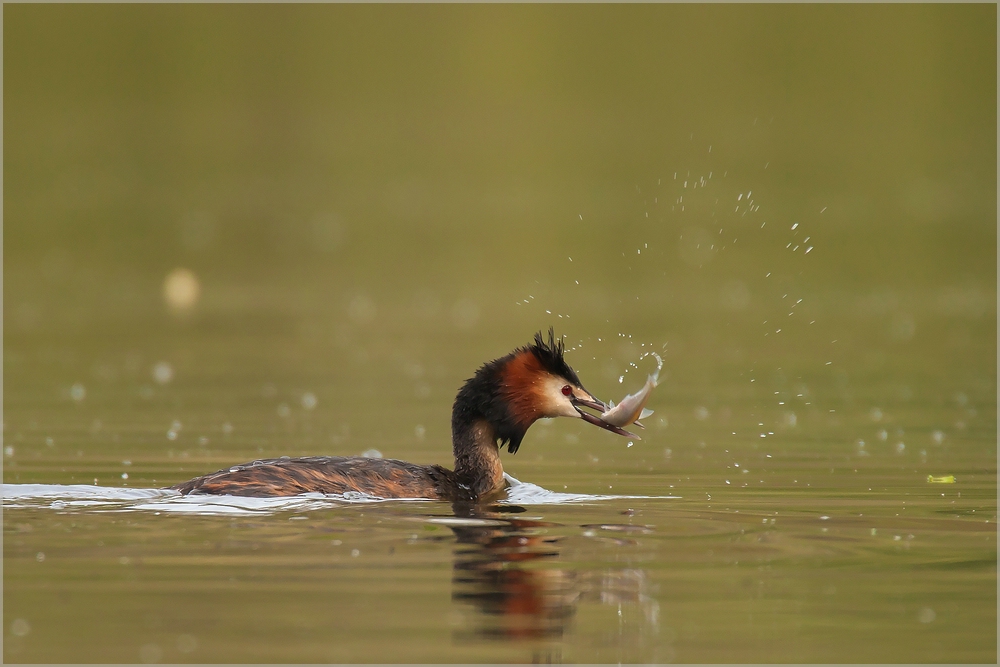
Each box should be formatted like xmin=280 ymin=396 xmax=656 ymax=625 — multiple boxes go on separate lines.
xmin=498 ymin=349 xmax=547 ymax=429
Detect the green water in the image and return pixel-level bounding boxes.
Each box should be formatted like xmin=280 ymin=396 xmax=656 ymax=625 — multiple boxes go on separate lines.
xmin=4 ymin=4 xmax=996 ymax=663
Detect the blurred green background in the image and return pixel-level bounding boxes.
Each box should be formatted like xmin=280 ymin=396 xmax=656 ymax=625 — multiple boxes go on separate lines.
xmin=4 ymin=1 xmax=996 ymax=472
xmin=6 ymin=5 xmax=994 ymax=295
xmin=4 ymin=1 xmax=996 ymax=474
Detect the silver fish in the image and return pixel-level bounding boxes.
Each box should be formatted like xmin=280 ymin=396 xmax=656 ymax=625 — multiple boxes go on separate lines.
xmin=601 ymin=353 xmax=661 ymax=433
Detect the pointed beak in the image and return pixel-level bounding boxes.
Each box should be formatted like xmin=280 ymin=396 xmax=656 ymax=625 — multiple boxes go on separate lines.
xmin=570 ymin=391 xmax=606 ymax=413
xmin=571 ymin=390 xmax=639 ymax=439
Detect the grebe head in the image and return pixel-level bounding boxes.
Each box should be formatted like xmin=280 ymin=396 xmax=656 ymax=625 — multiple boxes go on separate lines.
xmin=453 ymin=328 xmax=632 ymax=456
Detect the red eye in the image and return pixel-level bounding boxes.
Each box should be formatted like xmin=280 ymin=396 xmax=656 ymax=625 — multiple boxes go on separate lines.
xmin=561 ymin=385 xmax=572 ymax=396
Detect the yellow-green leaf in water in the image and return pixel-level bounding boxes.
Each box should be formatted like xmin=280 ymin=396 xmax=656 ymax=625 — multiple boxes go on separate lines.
xmin=927 ymin=475 xmax=956 ymax=483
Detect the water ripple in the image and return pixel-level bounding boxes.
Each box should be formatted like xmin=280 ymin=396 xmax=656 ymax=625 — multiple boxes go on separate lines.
xmin=2 ymin=479 xmax=678 ymax=516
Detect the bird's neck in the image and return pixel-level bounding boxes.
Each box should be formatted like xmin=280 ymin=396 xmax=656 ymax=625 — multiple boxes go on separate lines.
xmin=451 ymin=417 xmax=505 ymax=499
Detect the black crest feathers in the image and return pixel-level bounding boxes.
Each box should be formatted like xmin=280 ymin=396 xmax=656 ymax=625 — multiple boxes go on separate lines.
xmin=529 ymin=327 xmax=581 ymax=387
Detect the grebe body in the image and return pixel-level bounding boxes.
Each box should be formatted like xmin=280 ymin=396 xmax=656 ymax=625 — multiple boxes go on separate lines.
xmin=170 ymin=330 xmax=630 ymax=501
xmin=170 ymin=455 xmax=468 ymax=500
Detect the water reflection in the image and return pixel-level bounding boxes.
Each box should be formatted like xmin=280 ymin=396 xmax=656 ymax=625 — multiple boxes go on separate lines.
xmin=446 ymin=503 xmax=656 ymax=655
xmin=449 ymin=504 xmax=569 ymax=643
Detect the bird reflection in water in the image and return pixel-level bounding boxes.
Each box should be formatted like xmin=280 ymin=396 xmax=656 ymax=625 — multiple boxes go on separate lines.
xmin=445 ymin=503 xmax=656 ymax=660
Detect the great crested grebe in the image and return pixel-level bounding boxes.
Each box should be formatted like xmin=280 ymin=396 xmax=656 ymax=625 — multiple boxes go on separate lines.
xmin=169 ymin=329 xmax=632 ymax=502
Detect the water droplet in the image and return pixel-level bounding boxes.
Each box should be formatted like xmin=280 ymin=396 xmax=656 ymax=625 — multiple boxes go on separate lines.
xmin=163 ymin=268 xmax=201 ymax=314
xmin=70 ymin=383 xmax=86 ymax=402
xmin=10 ymin=619 xmax=31 ymax=637
xmin=152 ymin=362 xmax=174 ymax=385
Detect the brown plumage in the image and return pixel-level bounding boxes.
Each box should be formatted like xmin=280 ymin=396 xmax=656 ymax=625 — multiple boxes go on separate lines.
xmin=169 ymin=329 xmax=630 ymax=501
xmin=169 ymin=455 xmax=465 ymax=500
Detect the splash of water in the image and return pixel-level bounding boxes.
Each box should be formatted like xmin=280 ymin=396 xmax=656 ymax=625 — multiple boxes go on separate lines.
xmin=2 ymin=478 xmax=679 ymax=516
